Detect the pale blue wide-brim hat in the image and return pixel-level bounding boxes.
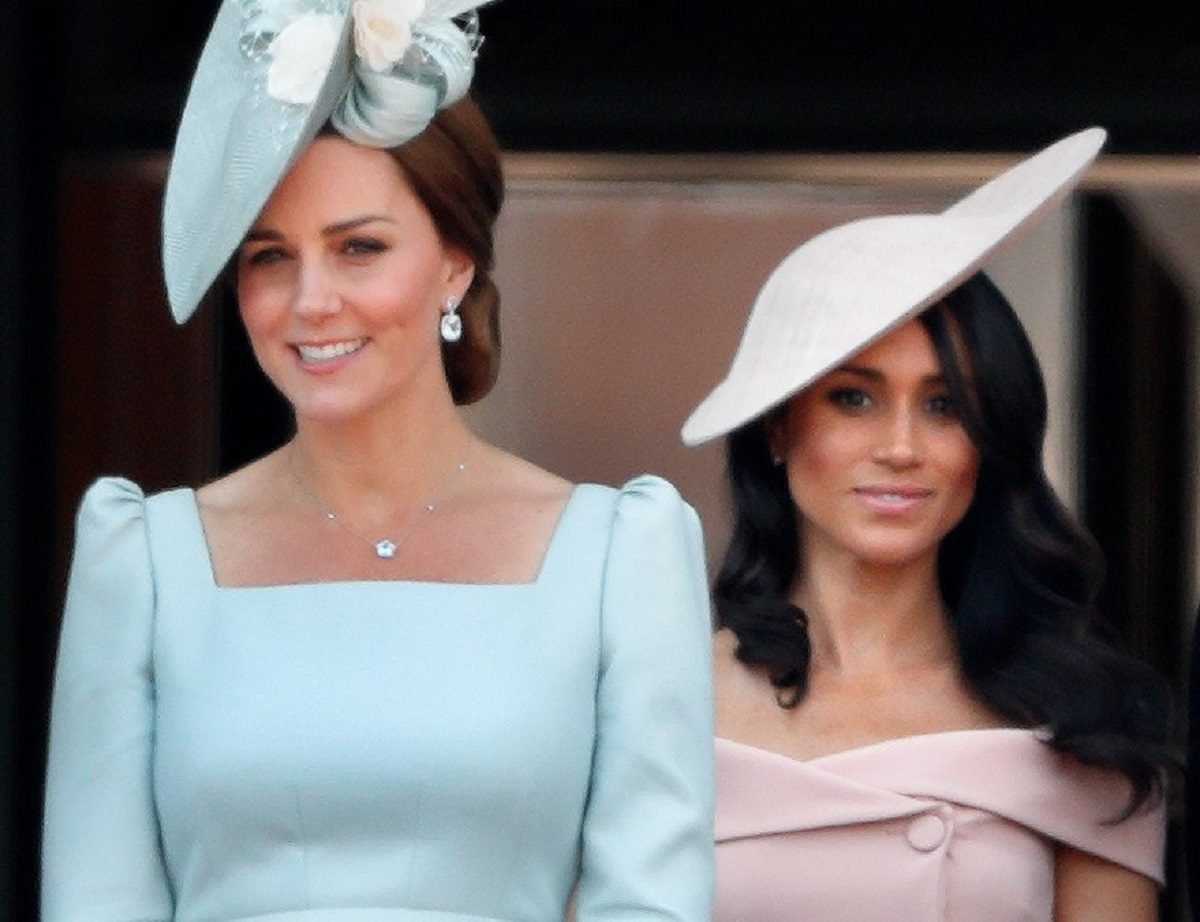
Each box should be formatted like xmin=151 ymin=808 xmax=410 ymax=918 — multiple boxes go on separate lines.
xmin=162 ymin=0 xmax=496 ymax=324
xmin=680 ymin=126 xmax=1107 ymax=446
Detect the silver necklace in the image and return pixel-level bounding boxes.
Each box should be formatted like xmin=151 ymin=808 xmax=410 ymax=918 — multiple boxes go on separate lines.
xmin=289 ymin=440 xmax=473 ymax=560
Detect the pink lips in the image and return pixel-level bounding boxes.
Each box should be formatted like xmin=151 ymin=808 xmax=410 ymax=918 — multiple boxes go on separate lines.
xmin=854 ymin=485 xmax=933 ymax=515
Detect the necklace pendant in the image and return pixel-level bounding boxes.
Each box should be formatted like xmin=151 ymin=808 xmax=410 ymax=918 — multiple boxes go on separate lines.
xmin=374 ymin=539 xmax=397 ymax=559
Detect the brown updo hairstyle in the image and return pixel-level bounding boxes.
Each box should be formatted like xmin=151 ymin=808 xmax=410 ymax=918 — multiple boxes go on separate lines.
xmin=388 ymin=94 xmax=505 ymax=405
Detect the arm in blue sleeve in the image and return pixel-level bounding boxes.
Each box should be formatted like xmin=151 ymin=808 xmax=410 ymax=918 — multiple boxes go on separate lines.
xmin=574 ymin=475 xmax=715 ymax=921
xmin=41 ymin=477 xmax=173 ymax=921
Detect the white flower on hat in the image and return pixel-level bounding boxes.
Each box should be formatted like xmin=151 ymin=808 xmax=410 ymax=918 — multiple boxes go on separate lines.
xmin=266 ymin=13 xmax=342 ymax=105
xmin=353 ymin=0 xmax=426 ymax=72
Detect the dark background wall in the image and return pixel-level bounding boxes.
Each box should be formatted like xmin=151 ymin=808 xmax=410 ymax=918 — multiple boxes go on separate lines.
xmin=3 ymin=2 xmax=1198 ymax=919
xmin=52 ymin=1 xmax=1200 ymax=155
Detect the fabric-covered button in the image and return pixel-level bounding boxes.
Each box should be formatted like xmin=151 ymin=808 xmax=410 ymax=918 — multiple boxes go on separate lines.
xmin=906 ymin=812 xmax=948 ymax=851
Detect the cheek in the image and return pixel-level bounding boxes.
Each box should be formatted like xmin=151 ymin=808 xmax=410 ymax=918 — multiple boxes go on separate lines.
xmin=940 ymin=437 xmax=981 ymax=510
xmin=235 ymin=284 xmax=299 ymax=382
xmin=364 ymin=278 xmax=421 ymax=321
xmin=785 ymin=428 xmax=862 ymax=481
xmin=236 ymin=275 xmax=283 ymax=334
xmin=783 ymin=438 xmax=853 ymax=513
xmin=237 ymin=305 xmax=275 ymax=357
xmin=352 ymin=268 xmax=438 ymax=327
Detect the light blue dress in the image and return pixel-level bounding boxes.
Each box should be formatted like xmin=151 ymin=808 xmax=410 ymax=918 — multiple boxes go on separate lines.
xmin=42 ymin=474 xmax=715 ymax=921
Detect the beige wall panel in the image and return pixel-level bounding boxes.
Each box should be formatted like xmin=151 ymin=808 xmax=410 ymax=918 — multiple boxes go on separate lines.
xmin=986 ymin=208 xmax=1079 ymax=508
xmin=467 ymin=174 xmax=1079 ymax=574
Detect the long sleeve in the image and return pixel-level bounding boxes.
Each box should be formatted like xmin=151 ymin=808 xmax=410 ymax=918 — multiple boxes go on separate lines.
xmin=41 ymin=477 xmax=173 ymax=922
xmin=574 ymin=475 xmax=715 ymax=921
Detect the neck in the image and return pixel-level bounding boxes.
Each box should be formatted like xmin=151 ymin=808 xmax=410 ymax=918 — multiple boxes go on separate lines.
xmin=793 ymin=548 xmax=956 ymax=675
xmin=289 ymin=391 xmax=474 ymax=529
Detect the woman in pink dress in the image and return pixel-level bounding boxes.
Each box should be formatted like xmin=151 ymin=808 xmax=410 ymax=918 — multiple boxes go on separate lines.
xmin=681 ymin=127 xmax=1178 ymax=921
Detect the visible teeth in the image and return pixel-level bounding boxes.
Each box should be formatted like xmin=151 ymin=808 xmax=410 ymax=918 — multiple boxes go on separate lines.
xmin=297 ymin=339 xmax=366 ymax=362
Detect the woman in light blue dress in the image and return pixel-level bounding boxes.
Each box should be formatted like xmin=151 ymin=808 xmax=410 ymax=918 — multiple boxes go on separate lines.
xmin=40 ymin=3 xmax=714 ymax=920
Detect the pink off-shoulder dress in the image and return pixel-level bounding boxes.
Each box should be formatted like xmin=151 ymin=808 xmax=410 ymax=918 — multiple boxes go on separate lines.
xmin=715 ymin=729 xmax=1165 ymax=922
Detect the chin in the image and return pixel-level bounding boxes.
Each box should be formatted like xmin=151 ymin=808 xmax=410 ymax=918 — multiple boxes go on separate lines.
xmin=849 ymin=535 xmax=941 ymax=569
xmin=288 ymin=394 xmax=377 ymax=425
xmin=862 ymin=552 xmax=934 ymax=569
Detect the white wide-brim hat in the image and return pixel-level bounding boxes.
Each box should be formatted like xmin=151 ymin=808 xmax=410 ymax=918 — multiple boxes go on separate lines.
xmin=680 ymin=126 xmax=1107 ymax=447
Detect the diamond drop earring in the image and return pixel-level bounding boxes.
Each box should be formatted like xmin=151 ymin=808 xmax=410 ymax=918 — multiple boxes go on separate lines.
xmin=440 ymin=295 xmax=463 ymax=343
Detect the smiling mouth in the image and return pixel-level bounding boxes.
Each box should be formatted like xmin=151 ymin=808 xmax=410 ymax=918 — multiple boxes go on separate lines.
xmin=295 ymin=339 xmax=367 ymax=363
xmin=855 ymin=488 xmax=933 ymax=505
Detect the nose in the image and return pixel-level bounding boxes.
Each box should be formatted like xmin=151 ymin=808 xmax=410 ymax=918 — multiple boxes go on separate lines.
xmin=871 ymin=406 xmax=921 ymax=468
xmin=292 ymin=261 xmax=340 ymax=320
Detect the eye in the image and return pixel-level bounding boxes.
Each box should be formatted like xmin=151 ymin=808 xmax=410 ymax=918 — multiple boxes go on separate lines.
xmin=241 ymin=245 xmax=288 ymax=267
xmin=828 ymin=387 xmax=872 ymax=411
xmin=342 ymin=237 xmax=387 ymax=257
xmin=925 ymin=392 xmax=959 ymax=417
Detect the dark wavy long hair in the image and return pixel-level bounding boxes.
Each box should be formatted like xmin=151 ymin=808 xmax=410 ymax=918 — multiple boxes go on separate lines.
xmin=713 ymin=271 xmax=1176 ymax=814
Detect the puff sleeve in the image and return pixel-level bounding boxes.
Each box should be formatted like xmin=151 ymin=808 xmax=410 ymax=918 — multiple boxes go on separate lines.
xmin=41 ymin=477 xmax=173 ymax=921
xmin=574 ymin=475 xmax=716 ymax=921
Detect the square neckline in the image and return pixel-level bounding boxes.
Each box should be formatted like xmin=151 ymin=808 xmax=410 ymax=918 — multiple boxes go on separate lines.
xmin=183 ymin=483 xmax=590 ymax=592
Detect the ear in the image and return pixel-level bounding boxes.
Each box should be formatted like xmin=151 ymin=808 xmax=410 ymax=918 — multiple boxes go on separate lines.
xmin=443 ymin=245 xmax=476 ymax=300
xmin=765 ymin=403 xmax=792 ymax=465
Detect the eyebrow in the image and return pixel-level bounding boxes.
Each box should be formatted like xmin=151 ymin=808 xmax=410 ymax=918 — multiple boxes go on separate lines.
xmin=835 ymin=363 xmax=946 ymax=385
xmin=243 ymin=214 xmax=397 ymax=243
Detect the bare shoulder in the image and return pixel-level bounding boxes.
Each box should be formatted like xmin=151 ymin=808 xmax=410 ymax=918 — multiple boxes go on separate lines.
xmin=467 ymin=443 xmax=573 ymax=510
xmin=713 ymin=627 xmax=776 ymax=724
xmin=194 ymin=449 xmax=290 ymax=517
xmin=189 ymin=449 xmax=305 ymax=586
xmin=425 ymin=443 xmax=576 ymax=583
